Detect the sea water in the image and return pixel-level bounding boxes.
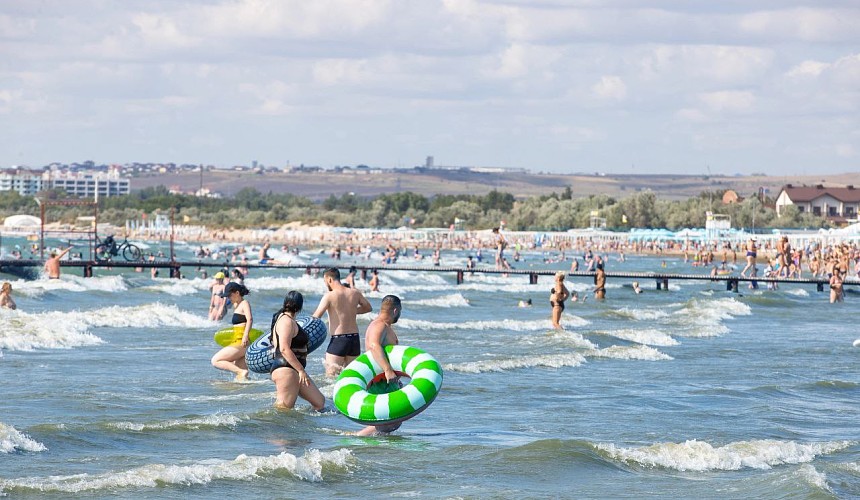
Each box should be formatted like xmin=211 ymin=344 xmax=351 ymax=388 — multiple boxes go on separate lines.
xmin=1 ymin=240 xmax=859 ymax=498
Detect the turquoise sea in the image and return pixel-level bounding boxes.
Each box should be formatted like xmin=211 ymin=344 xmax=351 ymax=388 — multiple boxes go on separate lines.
xmin=1 ymin=238 xmax=859 ymax=498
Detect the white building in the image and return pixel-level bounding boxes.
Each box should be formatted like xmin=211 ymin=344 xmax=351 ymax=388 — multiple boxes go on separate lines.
xmin=775 ymin=184 xmax=860 ymax=223
xmin=0 ymin=171 xmax=45 ymax=195
xmin=42 ymin=170 xmax=131 ymax=198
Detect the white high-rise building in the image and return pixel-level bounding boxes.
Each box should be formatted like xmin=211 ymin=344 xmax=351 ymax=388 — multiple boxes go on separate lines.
xmin=0 ymin=171 xmax=45 ymax=195
xmin=41 ymin=169 xmax=131 ymax=198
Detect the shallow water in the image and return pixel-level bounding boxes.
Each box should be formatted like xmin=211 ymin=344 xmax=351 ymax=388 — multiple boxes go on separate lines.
xmin=1 ymin=240 xmax=859 ymax=498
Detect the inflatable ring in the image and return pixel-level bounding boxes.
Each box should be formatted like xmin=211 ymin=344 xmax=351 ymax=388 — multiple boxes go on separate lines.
xmin=333 ymin=345 xmax=443 ymax=426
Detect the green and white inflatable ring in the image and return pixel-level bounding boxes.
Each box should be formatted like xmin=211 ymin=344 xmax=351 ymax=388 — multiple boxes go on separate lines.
xmin=333 ymin=345 xmax=443 ymax=426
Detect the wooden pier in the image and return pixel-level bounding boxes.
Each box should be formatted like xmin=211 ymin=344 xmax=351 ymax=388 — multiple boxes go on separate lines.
xmin=0 ymin=259 xmax=851 ymax=293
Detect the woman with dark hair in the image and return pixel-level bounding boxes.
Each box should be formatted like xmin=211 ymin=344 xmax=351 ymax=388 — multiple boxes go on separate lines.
xmin=211 ymin=282 xmax=253 ymax=380
xmin=270 ymin=291 xmax=325 ymax=410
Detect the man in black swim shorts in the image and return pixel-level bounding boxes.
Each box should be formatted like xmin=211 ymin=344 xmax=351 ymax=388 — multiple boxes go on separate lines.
xmin=312 ymin=268 xmax=373 ymax=377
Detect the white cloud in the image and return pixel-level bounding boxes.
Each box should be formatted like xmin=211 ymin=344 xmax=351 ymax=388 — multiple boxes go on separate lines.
xmin=0 ymin=1 xmax=858 ymax=174
xmin=698 ymin=90 xmax=756 ymax=113
xmin=592 ymin=75 xmax=627 ymax=100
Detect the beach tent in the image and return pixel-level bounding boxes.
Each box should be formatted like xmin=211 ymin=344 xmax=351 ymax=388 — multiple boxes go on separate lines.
xmin=3 ymin=214 xmax=40 ymax=228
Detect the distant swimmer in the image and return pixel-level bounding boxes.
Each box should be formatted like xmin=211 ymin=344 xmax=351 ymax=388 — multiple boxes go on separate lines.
xmin=0 ymin=282 xmax=17 ymax=310
xmin=369 ymin=269 xmax=380 ymax=292
xmin=593 ymin=263 xmax=606 ymax=300
xmin=355 ymin=294 xmax=403 ymax=437
xmin=211 ymin=282 xmax=253 ymax=381
xmin=853 ymin=339 xmax=860 ymax=347
xmin=44 ymin=246 xmax=73 ymax=279
xmin=518 ymin=298 xmax=533 ymax=307
xmin=270 ymin=291 xmax=325 ymax=411
xmin=740 ymin=238 xmax=757 ymax=278
xmin=345 ymin=266 xmax=357 ymax=289
xmin=632 ymin=281 xmax=642 ymax=294
xmin=550 ymin=271 xmax=570 ymax=330
xmin=829 ymin=268 xmax=844 ymax=303
xmin=208 ymin=272 xmax=228 ymax=321
xmin=312 ymin=268 xmax=373 ymax=377
xmin=259 ymin=242 xmax=272 ymax=264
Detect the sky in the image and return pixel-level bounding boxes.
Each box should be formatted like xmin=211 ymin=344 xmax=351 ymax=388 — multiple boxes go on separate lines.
xmin=0 ymin=0 xmax=858 ymax=175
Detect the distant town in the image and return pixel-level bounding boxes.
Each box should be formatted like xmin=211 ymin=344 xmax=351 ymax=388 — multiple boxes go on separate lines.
xmin=3 ymin=158 xmax=860 ymax=226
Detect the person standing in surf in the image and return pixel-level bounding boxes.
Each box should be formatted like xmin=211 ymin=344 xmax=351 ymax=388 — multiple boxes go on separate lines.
xmin=210 ymin=282 xmax=253 ymax=381
xmin=270 ymin=291 xmax=325 ymax=410
xmin=0 ymin=282 xmax=17 ymax=310
xmin=208 ymin=271 xmax=228 ymax=321
xmin=550 ymin=271 xmax=570 ymax=330
xmin=312 ymin=268 xmax=373 ymax=377
xmin=356 ymin=294 xmax=403 ymax=436
xmin=44 ymin=246 xmax=73 ymax=279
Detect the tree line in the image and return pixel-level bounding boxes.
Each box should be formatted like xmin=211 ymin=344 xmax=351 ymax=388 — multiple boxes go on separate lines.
xmin=0 ymin=185 xmax=827 ymax=232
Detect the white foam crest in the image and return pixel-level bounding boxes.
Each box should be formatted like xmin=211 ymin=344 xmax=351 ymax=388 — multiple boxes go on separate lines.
xmin=58 ymin=303 xmax=214 ymax=329
xmin=795 ymin=464 xmax=832 ymax=493
xmin=0 ymin=449 xmax=353 ymax=493
xmin=597 ymin=439 xmax=854 ymax=472
xmin=545 ymin=331 xmax=598 ymax=349
xmin=587 ymin=345 xmax=673 ymax=361
xmin=0 ymin=309 xmax=103 ymax=351
xmin=444 ymin=352 xmax=586 ymax=373
xmin=406 ymin=293 xmax=471 ymax=308
xmin=0 ymin=423 xmax=47 ymax=453
xmin=14 ymin=275 xmax=128 ymax=296
xmin=144 ymin=277 xmax=210 ymax=296
xmin=599 ymin=328 xmax=679 ymax=347
xmin=671 ymin=297 xmax=750 ymax=337
xmin=841 ymin=462 xmax=860 ymax=474
xmin=108 ymin=413 xmax=245 ymax=431
xmin=244 ymin=275 xmax=326 ymax=294
xmin=786 ymin=288 xmax=810 ymax=297
xmin=614 ymin=307 xmax=670 ymax=321
xmin=398 ymin=316 xmax=588 ymax=332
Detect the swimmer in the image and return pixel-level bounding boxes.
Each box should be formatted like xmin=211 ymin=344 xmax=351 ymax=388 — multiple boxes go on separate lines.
xmin=208 ymin=271 xmax=228 ymax=320
xmin=550 ymin=271 xmax=570 ymax=330
xmin=312 ymin=268 xmax=373 ymax=377
xmin=355 ymin=294 xmax=404 ymax=437
xmin=210 ymin=282 xmax=253 ymax=381
xmin=632 ymin=281 xmax=642 ymax=294
xmin=0 ymin=282 xmax=17 ymax=310
xmin=369 ymin=269 xmax=380 ymax=292
xmin=593 ymin=263 xmax=606 ymax=300
xmin=270 ymin=291 xmax=325 ymax=410
xmin=518 ymin=298 xmax=533 ymax=307
xmin=44 ymin=246 xmax=73 ymax=279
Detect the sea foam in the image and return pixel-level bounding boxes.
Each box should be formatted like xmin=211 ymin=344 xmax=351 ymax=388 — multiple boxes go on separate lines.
xmin=0 ymin=423 xmax=47 ymax=453
xmin=596 ymin=439 xmax=853 ymax=472
xmin=406 ymin=293 xmax=471 ymax=308
xmin=108 ymin=413 xmax=246 ymax=432
xmin=0 ymin=449 xmax=352 ymax=494
xmin=444 ymin=352 xmax=587 ymax=373
xmin=587 ymin=345 xmax=673 ymax=361
xmin=598 ymin=328 xmax=679 ymax=347
xmin=398 ymin=316 xmax=589 ymax=332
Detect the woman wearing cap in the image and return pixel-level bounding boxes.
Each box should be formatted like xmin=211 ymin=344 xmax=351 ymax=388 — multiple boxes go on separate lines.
xmin=211 ymin=282 xmax=253 ymax=380
xmin=270 ymin=291 xmax=325 ymax=410
xmin=208 ymin=272 xmax=228 ymax=321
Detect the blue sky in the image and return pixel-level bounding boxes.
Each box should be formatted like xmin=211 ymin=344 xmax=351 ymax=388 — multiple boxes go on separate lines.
xmin=0 ymin=0 xmax=858 ymax=175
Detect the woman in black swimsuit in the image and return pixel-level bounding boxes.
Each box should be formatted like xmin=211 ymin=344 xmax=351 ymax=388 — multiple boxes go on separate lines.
xmin=210 ymin=282 xmax=253 ymax=381
xmin=270 ymin=291 xmax=325 ymax=410
xmin=550 ymin=271 xmax=570 ymax=330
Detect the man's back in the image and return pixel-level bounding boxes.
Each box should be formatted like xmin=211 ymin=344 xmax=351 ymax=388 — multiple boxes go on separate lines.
xmin=324 ymin=286 xmax=366 ymax=335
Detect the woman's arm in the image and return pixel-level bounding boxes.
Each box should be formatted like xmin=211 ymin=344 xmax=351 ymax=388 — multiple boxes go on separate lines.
xmin=240 ymin=301 xmax=253 ymax=346
xmin=276 ymin=318 xmax=310 ymax=385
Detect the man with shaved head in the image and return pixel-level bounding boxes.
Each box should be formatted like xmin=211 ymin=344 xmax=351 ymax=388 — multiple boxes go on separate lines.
xmin=355 ymin=294 xmax=404 ymax=436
